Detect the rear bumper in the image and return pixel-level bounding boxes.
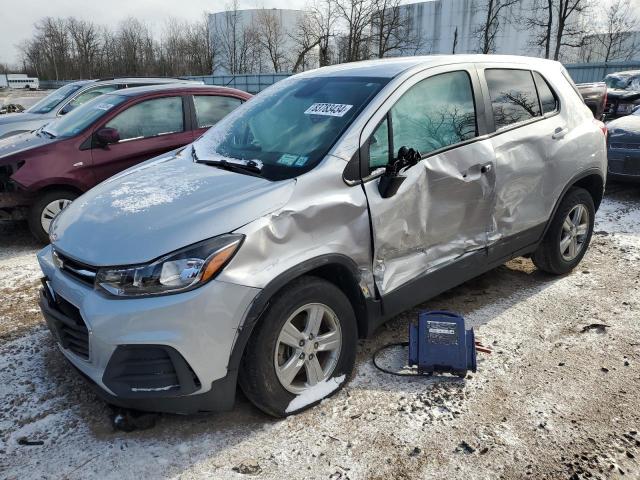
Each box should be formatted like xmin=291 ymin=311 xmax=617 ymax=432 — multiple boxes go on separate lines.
xmin=607 ymin=149 xmax=640 ymax=182
xmin=37 ymin=245 xmax=261 ymax=414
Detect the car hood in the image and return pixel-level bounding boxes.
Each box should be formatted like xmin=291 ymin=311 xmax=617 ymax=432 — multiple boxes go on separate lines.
xmin=607 ymin=115 xmax=640 ymax=139
xmin=0 ymin=112 xmax=46 ymax=125
xmin=0 ymin=130 xmax=54 ymax=161
xmin=50 ymin=153 xmax=297 ymax=266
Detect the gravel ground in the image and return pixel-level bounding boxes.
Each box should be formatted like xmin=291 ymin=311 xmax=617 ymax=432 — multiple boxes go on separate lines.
xmin=1 ymin=183 xmax=639 ymax=480
xmin=0 ymin=89 xmax=49 ymax=110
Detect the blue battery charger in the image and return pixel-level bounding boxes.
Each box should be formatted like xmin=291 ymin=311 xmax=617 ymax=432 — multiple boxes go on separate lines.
xmin=408 ymin=310 xmax=477 ymax=376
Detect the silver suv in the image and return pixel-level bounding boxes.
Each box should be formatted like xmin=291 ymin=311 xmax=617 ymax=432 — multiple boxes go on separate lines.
xmin=0 ymin=77 xmax=201 ymax=139
xmin=38 ymin=55 xmax=607 ymax=417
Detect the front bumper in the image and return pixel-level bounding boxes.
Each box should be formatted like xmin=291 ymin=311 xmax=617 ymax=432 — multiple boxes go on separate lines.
xmin=37 ymin=245 xmax=261 ymax=414
xmin=607 ymin=147 xmax=640 ymax=182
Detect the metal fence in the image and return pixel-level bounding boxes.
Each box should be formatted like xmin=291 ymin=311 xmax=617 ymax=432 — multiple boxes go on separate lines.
xmin=564 ymin=61 xmax=640 ymax=83
xmin=181 ymin=73 xmax=291 ymax=93
xmin=36 ymin=61 xmax=640 ymax=92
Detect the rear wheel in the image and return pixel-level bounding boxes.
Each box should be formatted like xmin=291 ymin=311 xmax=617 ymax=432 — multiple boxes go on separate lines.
xmin=532 ymin=187 xmax=595 ymax=275
xmin=239 ymin=276 xmax=357 ymax=417
xmin=28 ymin=190 xmax=78 ymax=243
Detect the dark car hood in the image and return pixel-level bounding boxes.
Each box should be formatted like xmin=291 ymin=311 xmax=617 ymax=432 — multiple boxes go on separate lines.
xmin=50 ymin=152 xmax=296 ymax=266
xmin=607 ymin=115 xmax=640 ymax=139
xmin=0 ymin=112 xmax=46 ymax=125
xmin=0 ymin=130 xmax=55 ymax=162
xmin=606 ymin=89 xmax=640 ymax=101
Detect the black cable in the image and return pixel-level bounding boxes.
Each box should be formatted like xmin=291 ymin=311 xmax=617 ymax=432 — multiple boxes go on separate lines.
xmin=371 ymin=342 xmax=433 ymax=377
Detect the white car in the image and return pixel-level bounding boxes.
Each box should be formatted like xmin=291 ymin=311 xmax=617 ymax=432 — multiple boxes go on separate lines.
xmin=38 ymin=55 xmax=607 ymax=417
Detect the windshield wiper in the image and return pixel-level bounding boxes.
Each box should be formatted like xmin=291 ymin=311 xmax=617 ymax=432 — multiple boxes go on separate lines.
xmin=192 ymin=145 xmax=263 ymax=175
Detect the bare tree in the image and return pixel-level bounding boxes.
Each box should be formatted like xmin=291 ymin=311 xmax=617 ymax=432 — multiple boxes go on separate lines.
xmin=290 ymin=14 xmax=321 ymax=73
xmin=333 ymin=0 xmax=374 ymax=62
xmin=212 ymin=0 xmax=261 ymax=74
xmin=525 ymin=0 xmax=592 ymax=60
xmin=595 ymin=0 xmax=639 ymax=62
xmin=67 ymin=18 xmax=100 ymax=78
xmin=371 ymin=0 xmax=424 ymax=57
xmin=255 ymin=9 xmax=290 ymax=72
xmin=474 ymin=0 xmax=520 ymax=54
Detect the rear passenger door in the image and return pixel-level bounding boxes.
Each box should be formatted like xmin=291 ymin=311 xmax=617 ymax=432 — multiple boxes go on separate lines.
xmin=191 ymin=95 xmax=243 ymax=138
xmin=479 ymin=67 xmax=563 ymax=261
xmin=90 ymin=95 xmax=192 ymax=183
xmin=362 ymin=65 xmax=496 ymax=296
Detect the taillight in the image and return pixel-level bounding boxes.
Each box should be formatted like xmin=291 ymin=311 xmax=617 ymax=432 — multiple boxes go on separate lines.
xmin=593 ymin=118 xmax=607 ymax=137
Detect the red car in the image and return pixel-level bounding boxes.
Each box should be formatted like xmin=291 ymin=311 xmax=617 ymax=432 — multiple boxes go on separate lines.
xmin=0 ymin=84 xmax=250 ymax=242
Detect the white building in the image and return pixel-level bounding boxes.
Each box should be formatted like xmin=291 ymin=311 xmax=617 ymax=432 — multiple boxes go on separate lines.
xmin=578 ymin=31 xmax=640 ymax=62
xmin=399 ymin=0 xmax=532 ymax=55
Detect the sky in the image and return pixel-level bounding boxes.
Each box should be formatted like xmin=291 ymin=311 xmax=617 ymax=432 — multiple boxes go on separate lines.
xmin=1 ymin=0 xmax=639 ymax=67
xmin=0 ymin=0 xmax=305 ymax=66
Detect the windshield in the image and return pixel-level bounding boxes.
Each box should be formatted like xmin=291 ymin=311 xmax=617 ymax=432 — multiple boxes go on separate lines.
xmin=605 ymin=76 xmax=629 ymax=89
xmin=44 ymin=94 xmax=128 ymax=138
xmin=26 ymin=83 xmax=84 ymax=114
xmin=193 ymin=75 xmax=388 ymax=180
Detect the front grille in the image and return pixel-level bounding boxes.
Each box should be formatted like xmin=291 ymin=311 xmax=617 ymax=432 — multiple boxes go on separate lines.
xmin=41 ymin=281 xmax=90 ymax=359
xmin=610 ymin=142 xmax=640 ymax=150
xmin=54 ymin=250 xmax=97 ymax=286
xmin=103 ymin=345 xmax=201 ymax=397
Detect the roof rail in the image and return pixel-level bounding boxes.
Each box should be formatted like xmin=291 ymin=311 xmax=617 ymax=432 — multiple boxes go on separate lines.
xmin=94 ymin=76 xmax=193 ymax=82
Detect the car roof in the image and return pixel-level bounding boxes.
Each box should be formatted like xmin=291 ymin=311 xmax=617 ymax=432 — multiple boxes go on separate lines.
xmin=296 ymin=54 xmax=562 ymax=79
xmin=103 ymin=83 xmax=251 ymax=98
xmin=91 ymin=77 xmax=201 ymax=84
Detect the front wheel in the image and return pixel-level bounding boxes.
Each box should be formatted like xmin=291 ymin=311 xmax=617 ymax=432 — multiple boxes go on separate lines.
xmin=532 ymin=187 xmax=595 ymax=275
xmin=28 ymin=190 xmax=78 ymax=243
xmin=239 ymin=276 xmax=357 ymax=417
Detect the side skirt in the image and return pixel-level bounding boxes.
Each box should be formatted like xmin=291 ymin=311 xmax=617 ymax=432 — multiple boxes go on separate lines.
xmin=367 ymin=223 xmax=545 ymax=335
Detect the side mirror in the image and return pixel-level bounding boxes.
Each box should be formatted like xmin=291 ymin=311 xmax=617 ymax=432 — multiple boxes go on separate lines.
xmin=96 ymin=127 xmax=120 ymax=145
xmin=378 ymin=146 xmax=421 ymax=198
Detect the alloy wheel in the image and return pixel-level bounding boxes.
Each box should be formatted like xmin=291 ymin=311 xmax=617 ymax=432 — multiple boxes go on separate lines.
xmin=559 ymin=203 xmax=589 ymax=261
xmin=274 ymin=303 xmax=342 ymax=394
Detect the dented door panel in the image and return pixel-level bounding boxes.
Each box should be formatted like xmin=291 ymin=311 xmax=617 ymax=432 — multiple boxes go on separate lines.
xmin=363 ymin=140 xmax=495 ymax=295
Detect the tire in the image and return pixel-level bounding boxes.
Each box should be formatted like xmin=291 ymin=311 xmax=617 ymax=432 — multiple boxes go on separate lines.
xmin=28 ymin=189 xmax=78 ymax=243
xmin=532 ymin=187 xmax=595 ymax=275
xmin=239 ymin=276 xmax=357 ymax=417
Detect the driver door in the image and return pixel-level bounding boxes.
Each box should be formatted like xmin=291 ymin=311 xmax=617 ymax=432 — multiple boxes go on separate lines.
xmin=361 ymin=66 xmax=496 ymax=297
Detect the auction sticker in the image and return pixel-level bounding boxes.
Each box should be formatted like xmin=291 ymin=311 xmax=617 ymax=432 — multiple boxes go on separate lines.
xmin=304 ymin=103 xmax=353 ymax=117
xmin=95 ymin=103 xmax=115 ymax=111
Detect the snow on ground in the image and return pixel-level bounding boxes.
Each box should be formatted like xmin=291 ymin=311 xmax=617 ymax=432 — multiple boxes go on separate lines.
xmin=1 ymin=184 xmax=639 ymax=479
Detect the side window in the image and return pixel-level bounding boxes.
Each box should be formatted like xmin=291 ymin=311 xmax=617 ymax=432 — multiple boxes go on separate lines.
xmin=390 ymin=71 xmax=477 ymax=157
xmin=485 ymin=69 xmax=541 ymax=129
xmin=106 ymin=97 xmax=184 ymax=142
xmin=369 ymin=117 xmax=390 ymax=169
xmin=533 ymin=72 xmax=559 ymax=114
xmin=67 ymin=85 xmax=119 ymax=110
xmin=193 ymin=95 xmax=242 ymax=128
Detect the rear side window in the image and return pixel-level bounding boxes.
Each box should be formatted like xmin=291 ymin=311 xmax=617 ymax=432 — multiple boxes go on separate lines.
xmin=533 ymin=72 xmax=559 ymax=114
xmin=106 ymin=97 xmax=184 ymax=141
xmin=390 ymin=70 xmax=477 ymax=158
xmin=193 ymin=95 xmax=242 ymax=128
xmin=486 ymin=69 xmax=541 ymax=129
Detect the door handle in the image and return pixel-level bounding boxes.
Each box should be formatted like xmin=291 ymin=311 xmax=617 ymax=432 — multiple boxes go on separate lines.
xmin=552 ymin=127 xmax=568 ymax=140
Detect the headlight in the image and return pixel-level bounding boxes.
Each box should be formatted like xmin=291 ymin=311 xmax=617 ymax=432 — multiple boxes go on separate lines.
xmin=96 ymin=234 xmax=243 ymax=297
